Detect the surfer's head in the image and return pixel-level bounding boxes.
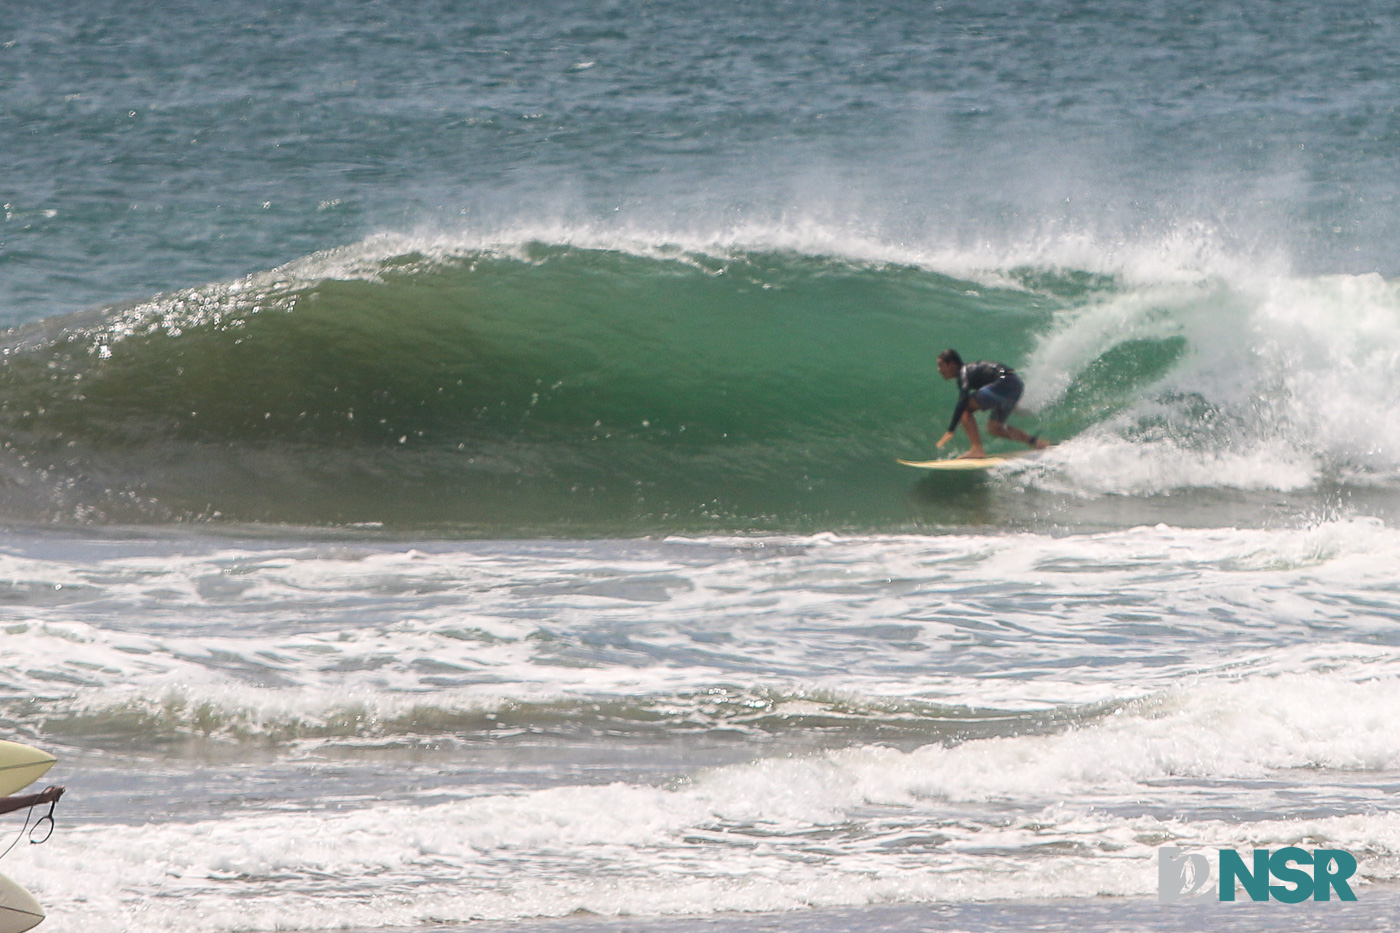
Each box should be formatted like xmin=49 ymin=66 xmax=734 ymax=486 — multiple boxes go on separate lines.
xmin=937 ymin=348 xmax=962 ymax=379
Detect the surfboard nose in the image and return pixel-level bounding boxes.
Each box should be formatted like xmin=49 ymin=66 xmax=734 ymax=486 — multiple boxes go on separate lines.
xmin=0 ymin=741 xmax=57 ymax=796
xmin=0 ymin=872 xmax=45 ymax=933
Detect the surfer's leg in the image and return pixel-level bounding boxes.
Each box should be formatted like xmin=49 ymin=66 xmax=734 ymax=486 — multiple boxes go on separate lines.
xmin=983 ymin=377 xmax=1048 ymax=449
xmin=989 ymin=420 xmax=1050 ymax=448
xmin=957 ymin=411 xmax=987 ymax=458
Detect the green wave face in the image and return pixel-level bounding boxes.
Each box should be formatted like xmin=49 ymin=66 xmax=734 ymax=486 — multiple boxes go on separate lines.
xmin=0 ymin=243 xmax=1287 ymax=533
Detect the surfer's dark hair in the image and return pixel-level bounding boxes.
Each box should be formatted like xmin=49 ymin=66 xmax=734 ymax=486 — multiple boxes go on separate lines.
xmin=937 ymin=348 xmax=962 ymax=368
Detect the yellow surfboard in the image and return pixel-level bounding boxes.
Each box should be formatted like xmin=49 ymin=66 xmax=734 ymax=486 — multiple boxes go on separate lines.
xmin=0 ymin=872 xmax=43 ymax=933
xmin=0 ymin=742 xmax=56 ymax=797
xmin=0 ymin=873 xmax=43 ymax=933
xmin=897 ymin=450 xmax=1039 ymax=471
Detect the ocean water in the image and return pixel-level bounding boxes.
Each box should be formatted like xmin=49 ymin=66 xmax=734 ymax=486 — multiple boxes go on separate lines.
xmin=3 ymin=1 xmax=1400 ymax=930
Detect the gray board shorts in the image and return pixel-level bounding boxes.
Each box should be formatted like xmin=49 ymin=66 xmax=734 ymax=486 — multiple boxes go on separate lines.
xmin=971 ymin=373 xmax=1024 ymax=423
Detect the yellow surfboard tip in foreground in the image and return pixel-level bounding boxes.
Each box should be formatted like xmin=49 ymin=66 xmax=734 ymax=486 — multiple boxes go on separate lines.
xmin=0 ymin=872 xmax=44 ymax=933
xmin=0 ymin=741 xmax=57 ymax=797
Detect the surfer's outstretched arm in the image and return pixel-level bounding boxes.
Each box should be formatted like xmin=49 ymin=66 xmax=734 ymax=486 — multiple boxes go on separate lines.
xmin=0 ymin=785 xmax=63 ymax=816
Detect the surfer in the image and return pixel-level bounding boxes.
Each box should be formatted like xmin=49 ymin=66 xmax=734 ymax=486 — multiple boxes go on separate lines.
xmin=0 ymin=785 xmax=62 ymax=816
xmin=934 ymin=349 xmax=1050 ymax=459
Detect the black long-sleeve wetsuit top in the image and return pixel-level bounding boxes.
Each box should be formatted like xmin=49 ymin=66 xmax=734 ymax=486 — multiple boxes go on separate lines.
xmin=946 ymin=361 xmax=1014 ymax=434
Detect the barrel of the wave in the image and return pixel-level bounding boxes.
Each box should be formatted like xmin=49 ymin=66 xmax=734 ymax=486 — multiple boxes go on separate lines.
xmin=0 ymin=741 xmax=57 ymax=933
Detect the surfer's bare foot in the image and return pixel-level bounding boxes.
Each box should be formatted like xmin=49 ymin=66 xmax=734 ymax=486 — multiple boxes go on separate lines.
xmin=957 ymin=449 xmax=986 ymax=459
xmin=1030 ymin=435 xmax=1051 ymax=450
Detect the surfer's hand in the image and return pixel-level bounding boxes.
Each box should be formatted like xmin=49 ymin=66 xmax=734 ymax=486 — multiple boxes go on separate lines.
xmin=936 ymin=432 xmax=954 ymax=449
